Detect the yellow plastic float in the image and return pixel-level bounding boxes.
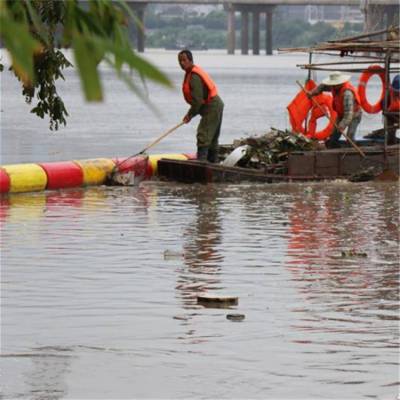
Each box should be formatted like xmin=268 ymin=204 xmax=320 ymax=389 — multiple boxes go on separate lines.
xmin=148 ymin=154 xmax=188 ymax=175
xmin=73 ymin=158 xmax=115 ymax=186
xmin=3 ymin=164 xmax=47 ymax=193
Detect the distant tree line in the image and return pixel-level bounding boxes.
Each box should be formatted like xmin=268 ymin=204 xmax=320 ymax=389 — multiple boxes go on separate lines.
xmin=144 ymin=7 xmax=363 ymax=50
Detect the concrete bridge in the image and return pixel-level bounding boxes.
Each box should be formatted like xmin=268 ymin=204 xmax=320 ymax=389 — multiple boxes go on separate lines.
xmin=125 ymin=0 xmax=399 ymax=54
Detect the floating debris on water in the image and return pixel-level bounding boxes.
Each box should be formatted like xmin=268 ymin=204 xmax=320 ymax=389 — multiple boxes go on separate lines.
xmin=340 ymin=249 xmax=368 ymax=258
xmin=197 ymin=294 xmax=239 ymax=308
xmin=348 ymin=167 xmax=379 ymax=182
xmin=173 ymin=315 xmax=189 ymax=321
xmin=226 ymin=313 xmax=245 ymax=322
xmin=163 ymin=249 xmax=184 ymax=260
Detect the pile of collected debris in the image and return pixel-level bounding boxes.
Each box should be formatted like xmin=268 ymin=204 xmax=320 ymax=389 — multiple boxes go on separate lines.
xmin=220 ymin=128 xmax=321 ymax=171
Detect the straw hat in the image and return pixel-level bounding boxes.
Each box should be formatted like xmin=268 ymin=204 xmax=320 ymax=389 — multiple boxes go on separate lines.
xmin=322 ymin=71 xmax=351 ymax=86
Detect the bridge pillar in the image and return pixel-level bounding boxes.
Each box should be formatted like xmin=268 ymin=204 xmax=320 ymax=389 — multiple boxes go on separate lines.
xmin=265 ymin=10 xmax=273 ymax=55
xmin=227 ymin=6 xmax=236 ymax=55
xmin=252 ymin=11 xmax=260 ymax=55
xmin=241 ymin=10 xmax=249 ymax=55
xmin=228 ymin=3 xmax=275 ymax=56
xmin=128 ymin=2 xmax=147 ymax=53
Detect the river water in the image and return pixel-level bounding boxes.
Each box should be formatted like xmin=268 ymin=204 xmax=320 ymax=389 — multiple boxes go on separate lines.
xmin=1 ymin=50 xmax=399 ymax=399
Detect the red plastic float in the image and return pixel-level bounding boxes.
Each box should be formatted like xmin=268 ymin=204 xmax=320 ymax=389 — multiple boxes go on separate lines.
xmin=39 ymin=161 xmax=84 ymax=190
xmin=112 ymin=155 xmax=152 ymax=179
xmin=0 ymin=168 xmax=10 ymax=194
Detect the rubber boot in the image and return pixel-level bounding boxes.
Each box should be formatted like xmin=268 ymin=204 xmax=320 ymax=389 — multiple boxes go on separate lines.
xmin=197 ymin=147 xmax=209 ymax=161
xmin=207 ymin=147 xmax=218 ymax=163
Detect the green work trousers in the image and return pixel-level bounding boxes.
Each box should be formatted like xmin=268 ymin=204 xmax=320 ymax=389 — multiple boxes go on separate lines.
xmin=196 ymin=95 xmax=224 ymax=152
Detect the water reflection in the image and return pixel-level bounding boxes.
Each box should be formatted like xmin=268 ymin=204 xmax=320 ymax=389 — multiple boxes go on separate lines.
xmin=176 ymin=185 xmax=224 ymax=306
xmin=24 ymin=346 xmax=72 ymax=400
xmin=1 ymin=182 xmax=398 ymax=399
xmin=1 ymin=346 xmax=72 ymax=400
xmin=286 ymin=183 xmax=399 ymax=348
xmin=169 ymin=185 xmax=227 ymax=345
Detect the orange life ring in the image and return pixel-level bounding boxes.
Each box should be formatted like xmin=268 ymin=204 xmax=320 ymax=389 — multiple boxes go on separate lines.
xmin=307 ymin=96 xmax=338 ymax=141
xmin=287 ymin=80 xmax=337 ymax=141
xmin=295 ymin=94 xmax=337 ymax=141
xmin=358 ymin=65 xmax=386 ymax=114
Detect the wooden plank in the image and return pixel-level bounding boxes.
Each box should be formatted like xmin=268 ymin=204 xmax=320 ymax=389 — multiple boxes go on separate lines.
xmin=287 ymin=152 xmax=315 ymax=176
xmin=315 ymin=152 xmax=339 ymax=176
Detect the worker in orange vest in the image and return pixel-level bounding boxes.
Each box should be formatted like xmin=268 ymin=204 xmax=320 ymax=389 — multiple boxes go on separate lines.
xmin=385 ymin=74 xmax=400 ymax=145
xmin=178 ymin=49 xmax=224 ymax=162
xmin=309 ymin=71 xmax=362 ymax=148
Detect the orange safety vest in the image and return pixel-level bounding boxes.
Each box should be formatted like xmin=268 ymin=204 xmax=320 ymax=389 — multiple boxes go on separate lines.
xmin=388 ymin=89 xmax=400 ymax=112
xmin=332 ymin=81 xmax=361 ymax=118
xmin=182 ymin=65 xmax=218 ymax=105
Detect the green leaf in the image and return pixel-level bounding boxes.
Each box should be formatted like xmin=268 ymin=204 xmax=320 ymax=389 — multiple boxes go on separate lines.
xmin=94 ymin=35 xmax=172 ymax=87
xmin=24 ymin=0 xmax=50 ymax=45
xmin=73 ymin=35 xmax=103 ymax=101
xmin=0 ymin=15 xmax=39 ymax=83
xmin=104 ymin=55 xmax=161 ymax=119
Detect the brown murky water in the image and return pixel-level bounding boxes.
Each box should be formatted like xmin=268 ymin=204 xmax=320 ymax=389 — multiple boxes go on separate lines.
xmin=1 ymin=51 xmax=399 ymax=399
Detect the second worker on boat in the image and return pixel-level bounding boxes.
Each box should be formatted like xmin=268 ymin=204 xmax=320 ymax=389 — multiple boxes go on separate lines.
xmin=309 ymin=71 xmax=362 ymax=148
xmin=178 ymin=49 xmax=224 ymax=162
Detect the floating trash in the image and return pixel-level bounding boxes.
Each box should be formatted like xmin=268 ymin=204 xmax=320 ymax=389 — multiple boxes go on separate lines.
xmin=173 ymin=315 xmax=189 ymax=321
xmin=197 ymin=294 xmax=238 ymax=308
xmin=226 ymin=313 xmax=245 ymax=322
xmin=163 ymin=249 xmax=184 ymax=260
xmin=340 ymin=249 xmax=368 ymax=258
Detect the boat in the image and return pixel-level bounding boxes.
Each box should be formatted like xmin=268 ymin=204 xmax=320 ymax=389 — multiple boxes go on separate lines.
xmin=157 ymin=27 xmax=400 ymax=184
xmin=158 ymin=144 xmax=399 ymax=184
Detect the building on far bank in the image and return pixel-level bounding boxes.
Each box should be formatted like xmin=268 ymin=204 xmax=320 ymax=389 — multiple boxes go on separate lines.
xmin=275 ymin=5 xmax=363 ymax=25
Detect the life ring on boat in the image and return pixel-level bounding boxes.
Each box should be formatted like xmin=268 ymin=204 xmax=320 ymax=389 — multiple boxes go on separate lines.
xmin=306 ymin=96 xmax=338 ymax=141
xmin=287 ymin=80 xmax=336 ymax=141
xmin=295 ymin=94 xmax=337 ymax=140
xmin=358 ymin=65 xmax=386 ymax=114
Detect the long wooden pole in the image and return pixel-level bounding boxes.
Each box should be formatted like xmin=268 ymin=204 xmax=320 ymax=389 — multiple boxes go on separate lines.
xmin=296 ymin=80 xmax=366 ymax=158
xmin=140 ymin=122 xmax=185 ymax=154
xmin=328 ymin=27 xmax=398 ymax=43
xmin=111 ymin=122 xmax=185 ymax=174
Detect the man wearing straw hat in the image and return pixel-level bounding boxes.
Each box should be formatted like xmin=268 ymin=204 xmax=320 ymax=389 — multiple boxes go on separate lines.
xmin=309 ymin=71 xmax=362 ymax=148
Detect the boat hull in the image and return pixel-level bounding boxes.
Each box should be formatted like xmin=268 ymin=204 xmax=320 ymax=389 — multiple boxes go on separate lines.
xmin=158 ymin=145 xmax=400 ymax=184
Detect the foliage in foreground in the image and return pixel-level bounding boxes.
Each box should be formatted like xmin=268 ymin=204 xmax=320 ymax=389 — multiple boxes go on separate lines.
xmin=0 ymin=0 xmax=172 ymax=130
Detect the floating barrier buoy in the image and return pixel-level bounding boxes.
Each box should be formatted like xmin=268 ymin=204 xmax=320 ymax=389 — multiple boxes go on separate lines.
xmin=3 ymin=164 xmax=47 ymax=193
xmin=0 ymin=168 xmax=10 ymax=193
xmin=73 ymin=158 xmax=116 ymax=186
xmin=39 ymin=161 xmax=84 ymax=190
